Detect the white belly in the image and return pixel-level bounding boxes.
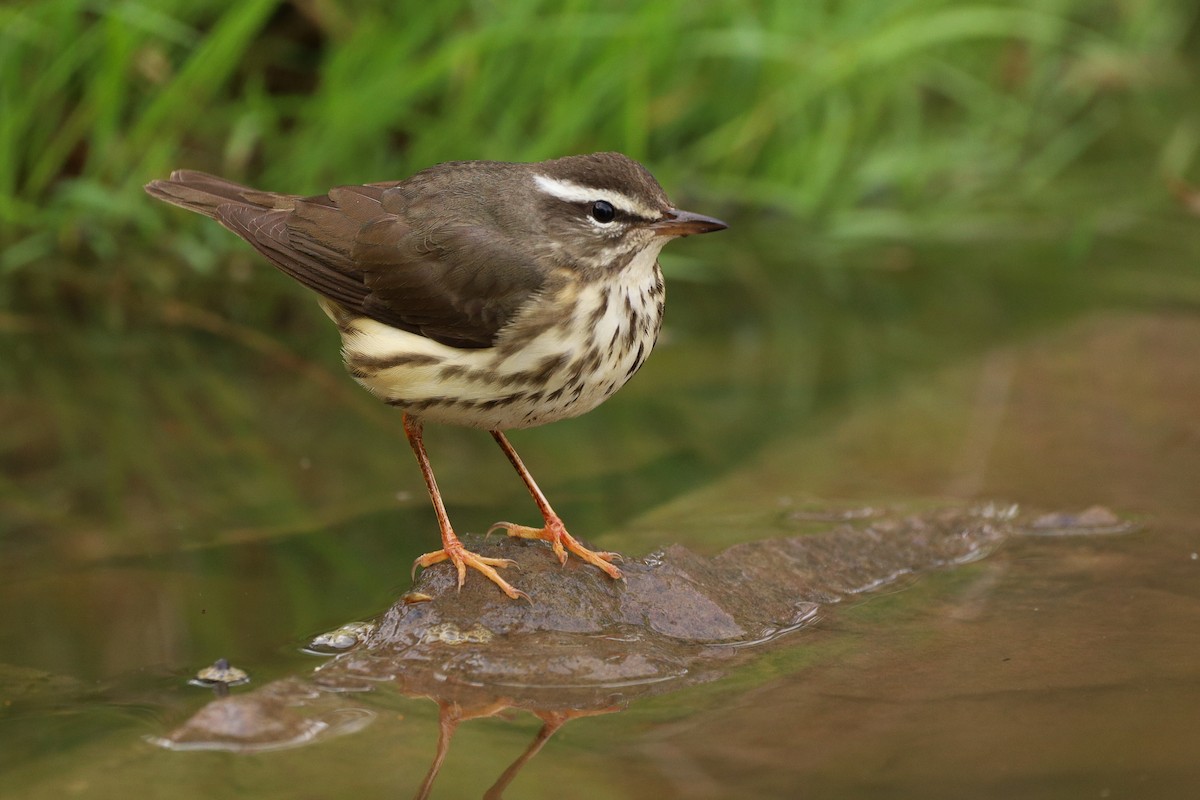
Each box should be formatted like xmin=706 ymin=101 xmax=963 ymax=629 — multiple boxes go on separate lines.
xmin=333 ymin=252 xmax=666 ymax=431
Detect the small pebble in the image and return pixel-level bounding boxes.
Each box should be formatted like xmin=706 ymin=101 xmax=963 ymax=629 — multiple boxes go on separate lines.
xmin=310 ymin=621 xmax=376 ymax=651
xmin=422 ymin=623 xmax=493 ymax=645
xmin=192 ymin=658 xmax=249 ymax=687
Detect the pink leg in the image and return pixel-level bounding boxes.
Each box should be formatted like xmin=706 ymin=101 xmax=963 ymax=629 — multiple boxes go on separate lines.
xmin=404 ymin=414 xmax=527 ymax=600
xmin=487 ymin=430 xmax=623 ymax=580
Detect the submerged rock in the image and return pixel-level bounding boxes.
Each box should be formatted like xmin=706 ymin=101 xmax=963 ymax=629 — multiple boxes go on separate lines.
xmin=160 ymin=504 xmax=1027 ymax=753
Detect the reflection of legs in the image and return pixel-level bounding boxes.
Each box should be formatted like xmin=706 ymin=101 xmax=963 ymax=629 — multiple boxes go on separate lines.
xmin=487 ymin=430 xmax=623 ymax=580
xmin=416 ymin=700 xmax=511 ymax=800
xmin=484 ymin=708 xmax=622 ymax=799
xmin=404 ymin=414 xmax=526 ymax=600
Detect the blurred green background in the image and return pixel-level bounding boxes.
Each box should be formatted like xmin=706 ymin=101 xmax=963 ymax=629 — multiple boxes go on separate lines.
xmin=3 ymin=0 xmax=1199 ymax=314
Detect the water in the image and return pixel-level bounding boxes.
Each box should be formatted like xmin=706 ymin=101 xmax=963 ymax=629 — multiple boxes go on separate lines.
xmin=3 ymin=232 xmax=1200 ymax=798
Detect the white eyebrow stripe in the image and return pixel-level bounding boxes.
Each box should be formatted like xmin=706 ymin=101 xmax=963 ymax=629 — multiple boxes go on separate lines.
xmin=533 ymin=174 xmax=660 ymax=220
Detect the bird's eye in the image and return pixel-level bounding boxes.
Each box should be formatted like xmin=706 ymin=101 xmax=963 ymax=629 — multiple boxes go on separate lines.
xmin=590 ymin=200 xmax=616 ymax=223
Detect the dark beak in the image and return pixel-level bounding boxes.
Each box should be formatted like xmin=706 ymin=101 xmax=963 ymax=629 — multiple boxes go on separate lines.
xmin=651 ymin=208 xmax=728 ymax=238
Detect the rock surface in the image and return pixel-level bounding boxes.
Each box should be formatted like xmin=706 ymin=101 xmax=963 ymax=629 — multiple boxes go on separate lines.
xmin=159 ymin=504 xmax=1049 ymax=751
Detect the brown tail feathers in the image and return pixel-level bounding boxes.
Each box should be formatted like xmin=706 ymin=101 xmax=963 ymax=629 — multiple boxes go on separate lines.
xmin=144 ymin=170 xmax=297 ymax=220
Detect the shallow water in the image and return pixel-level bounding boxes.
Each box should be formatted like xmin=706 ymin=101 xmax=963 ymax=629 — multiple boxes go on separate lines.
xmin=3 ymin=233 xmax=1200 ymax=798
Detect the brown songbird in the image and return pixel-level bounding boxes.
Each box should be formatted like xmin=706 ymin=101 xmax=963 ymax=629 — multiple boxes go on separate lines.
xmin=146 ymin=153 xmax=726 ymax=599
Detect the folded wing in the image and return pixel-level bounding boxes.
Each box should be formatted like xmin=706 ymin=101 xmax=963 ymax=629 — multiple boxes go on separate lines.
xmin=145 ymin=171 xmax=544 ymax=348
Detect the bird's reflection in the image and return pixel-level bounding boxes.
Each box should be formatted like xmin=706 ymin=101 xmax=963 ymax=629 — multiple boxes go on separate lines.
xmin=409 ymin=698 xmax=619 ymax=800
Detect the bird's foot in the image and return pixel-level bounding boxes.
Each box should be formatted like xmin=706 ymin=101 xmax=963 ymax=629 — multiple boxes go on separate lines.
xmin=487 ymin=517 xmax=623 ymax=580
xmin=413 ymin=538 xmax=529 ymax=601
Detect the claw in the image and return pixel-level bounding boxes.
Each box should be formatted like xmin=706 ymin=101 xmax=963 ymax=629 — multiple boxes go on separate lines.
xmin=485 ymin=521 xmax=514 ymax=540
xmin=489 ymin=520 xmax=624 ymax=580
xmin=413 ymin=540 xmax=528 ymax=601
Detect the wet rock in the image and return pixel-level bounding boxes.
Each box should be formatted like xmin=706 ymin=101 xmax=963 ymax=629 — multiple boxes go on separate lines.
xmin=309 ymin=621 xmax=377 ymax=652
xmin=157 ymin=504 xmax=1115 ymax=753
xmin=154 ymin=678 xmax=352 ymax=751
xmin=1027 ymin=505 xmax=1137 ymax=535
xmin=191 ymin=658 xmax=249 ymax=688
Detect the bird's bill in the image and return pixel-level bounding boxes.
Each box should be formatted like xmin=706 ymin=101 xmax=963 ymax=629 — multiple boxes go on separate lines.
xmin=651 ymin=208 xmax=728 ymax=237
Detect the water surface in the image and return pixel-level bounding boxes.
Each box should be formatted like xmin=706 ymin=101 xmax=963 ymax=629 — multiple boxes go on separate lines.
xmin=3 ymin=233 xmax=1199 ymax=798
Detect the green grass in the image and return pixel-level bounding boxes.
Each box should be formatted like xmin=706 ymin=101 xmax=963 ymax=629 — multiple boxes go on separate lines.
xmin=1 ymin=0 xmax=1197 ymax=315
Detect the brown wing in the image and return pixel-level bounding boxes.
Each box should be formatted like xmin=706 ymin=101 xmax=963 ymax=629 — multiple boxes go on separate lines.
xmin=144 ymin=171 xmax=544 ymax=349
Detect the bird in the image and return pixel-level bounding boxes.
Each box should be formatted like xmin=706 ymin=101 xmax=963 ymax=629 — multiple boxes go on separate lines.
xmin=145 ymin=152 xmax=726 ymax=600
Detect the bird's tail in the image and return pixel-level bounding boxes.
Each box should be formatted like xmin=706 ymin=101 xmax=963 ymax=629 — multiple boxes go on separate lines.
xmin=144 ymin=170 xmax=294 ymax=219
